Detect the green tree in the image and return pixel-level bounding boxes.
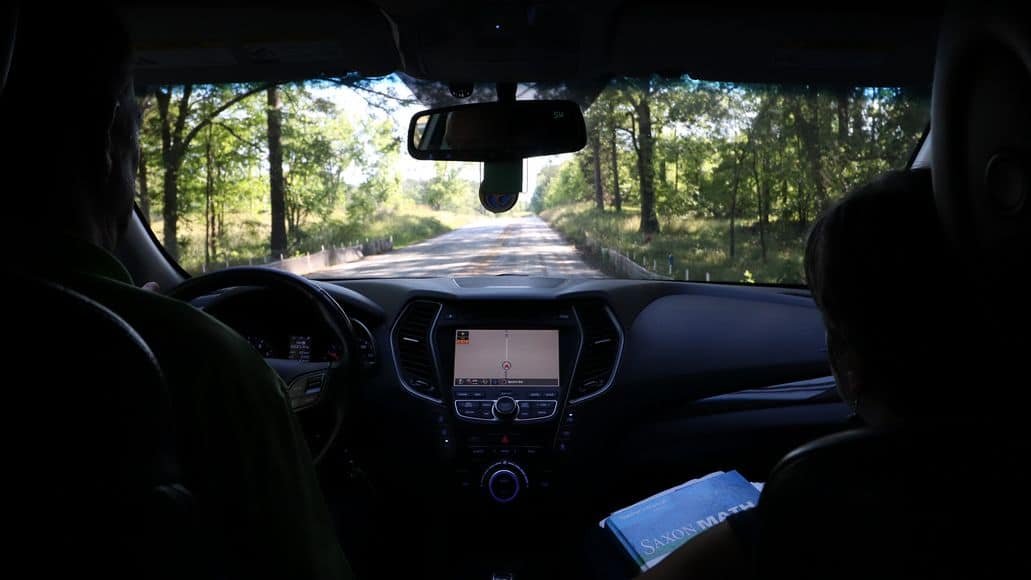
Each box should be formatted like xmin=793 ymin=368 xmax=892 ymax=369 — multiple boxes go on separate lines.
xmin=148 ymin=83 xmax=269 ymax=259
xmin=421 ymin=163 xmax=474 ymax=211
xmin=267 ymin=85 xmax=287 ymax=257
xmin=350 ymin=117 xmax=401 ymax=224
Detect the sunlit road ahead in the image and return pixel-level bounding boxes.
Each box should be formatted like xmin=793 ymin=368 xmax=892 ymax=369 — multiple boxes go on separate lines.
xmin=313 ymin=216 xmax=602 ymax=278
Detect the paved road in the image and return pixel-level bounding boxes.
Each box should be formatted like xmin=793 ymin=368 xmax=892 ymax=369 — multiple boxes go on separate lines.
xmin=313 ymin=216 xmax=602 ymax=278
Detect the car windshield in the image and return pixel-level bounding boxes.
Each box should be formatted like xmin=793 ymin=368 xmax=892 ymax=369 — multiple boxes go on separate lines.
xmin=138 ymin=75 xmax=928 ymax=284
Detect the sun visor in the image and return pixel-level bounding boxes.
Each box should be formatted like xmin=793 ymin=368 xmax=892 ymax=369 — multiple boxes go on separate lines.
xmin=127 ymin=4 xmax=400 ymax=84
xmin=607 ymin=4 xmax=939 ymax=86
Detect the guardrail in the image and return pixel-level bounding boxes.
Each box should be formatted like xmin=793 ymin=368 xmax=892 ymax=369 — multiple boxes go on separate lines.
xmin=199 ymin=237 xmax=394 ymax=276
xmin=578 ymin=238 xmax=668 ymax=280
xmin=579 ymin=238 xmax=711 ymax=281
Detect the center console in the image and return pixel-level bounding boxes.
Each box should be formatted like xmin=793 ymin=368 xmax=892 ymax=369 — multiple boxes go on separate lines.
xmin=451 ymin=329 xmax=561 ymax=423
xmin=392 ymin=299 xmax=623 ymax=504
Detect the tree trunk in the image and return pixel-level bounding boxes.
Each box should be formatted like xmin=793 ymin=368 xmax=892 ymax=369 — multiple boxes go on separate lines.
xmin=591 ymin=132 xmax=603 ymax=210
xmin=792 ymin=93 xmax=827 ymax=213
xmin=204 ymin=127 xmax=214 ymax=267
xmin=267 ymin=85 xmax=287 ymax=258
xmin=836 ymin=89 xmax=849 ymax=143
xmin=156 ymin=85 xmax=193 ymax=261
xmin=760 ymin=167 xmax=769 ymax=264
xmin=162 ymin=164 xmax=179 ymax=258
xmin=797 ymin=178 xmax=808 ymax=230
xmin=729 ymin=154 xmax=741 ymax=258
xmin=137 ymin=147 xmax=150 ymax=222
xmin=750 ymin=148 xmax=768 ymax=263
xmin=155 ymin=89 xmax=178 ymax=258
xmin=805 ymin=88 xmax=827 ymax=210
xmin=673 ymin=143 xmax=679 ymax=198
xmin=610 ymin=129 xmax=622 ymax=212
xmin=634 ymin=81 xmax=660 ymax=234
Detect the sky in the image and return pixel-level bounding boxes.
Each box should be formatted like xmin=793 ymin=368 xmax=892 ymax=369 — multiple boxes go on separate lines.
xmin=311 ymin=76 xmax=571 ymax=203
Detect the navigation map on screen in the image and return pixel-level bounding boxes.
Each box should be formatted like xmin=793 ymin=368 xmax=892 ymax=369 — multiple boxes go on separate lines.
xmin=453 ymin=329 xmax=560 ymax=387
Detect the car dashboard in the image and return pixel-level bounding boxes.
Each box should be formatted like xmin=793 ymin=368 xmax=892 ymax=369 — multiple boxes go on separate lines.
xmin=198 ymin=275 xmax=846 ymax=578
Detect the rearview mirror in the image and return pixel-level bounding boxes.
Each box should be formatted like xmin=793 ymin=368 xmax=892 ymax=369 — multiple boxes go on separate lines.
xmin=407 ymin=100 xmax=586 ymax=162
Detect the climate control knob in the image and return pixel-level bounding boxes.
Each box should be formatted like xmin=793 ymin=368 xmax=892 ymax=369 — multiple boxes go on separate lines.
xmin=482 ymin=461 xmax=527 ymax=503
xmin=493 ymin=396 xmax=518 ymax=419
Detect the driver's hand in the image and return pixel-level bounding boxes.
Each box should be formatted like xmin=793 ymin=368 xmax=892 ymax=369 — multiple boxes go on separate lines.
xmin=141 ymin=281 xmax=161 ymax=293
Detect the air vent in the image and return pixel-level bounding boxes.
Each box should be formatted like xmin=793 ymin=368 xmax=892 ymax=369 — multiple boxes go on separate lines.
xmin=570 ymin=304 xmax=623 ymax=402
xmin=393 ymin=301 xmax=443 ymax=402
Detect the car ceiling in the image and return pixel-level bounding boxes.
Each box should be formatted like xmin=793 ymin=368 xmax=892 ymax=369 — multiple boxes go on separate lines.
xmin=125 ymin=1 xmax=939 ymax=88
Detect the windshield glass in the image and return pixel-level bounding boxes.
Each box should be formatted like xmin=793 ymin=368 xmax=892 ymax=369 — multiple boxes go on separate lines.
xmin=138 ymin=76 xmax=927 ymax=284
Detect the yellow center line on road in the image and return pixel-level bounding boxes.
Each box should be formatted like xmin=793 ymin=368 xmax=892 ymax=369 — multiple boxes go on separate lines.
xmin=469 ymin=223 xmax=520 ymax=275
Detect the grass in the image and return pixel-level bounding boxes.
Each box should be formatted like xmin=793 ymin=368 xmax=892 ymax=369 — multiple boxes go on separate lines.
xmin=149 ymin=202 xmax=480 ymax=275
xmin=538 ymin=202 xmax=808 ymax=285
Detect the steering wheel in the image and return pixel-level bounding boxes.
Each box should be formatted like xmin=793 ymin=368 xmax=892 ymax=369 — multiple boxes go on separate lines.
xmin=168 ymin=267 xmax=359 ymax=464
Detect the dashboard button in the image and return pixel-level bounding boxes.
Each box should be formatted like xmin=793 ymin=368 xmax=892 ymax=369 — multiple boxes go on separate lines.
xmin=456 ymin=401 xmax=480 ymax=419
xmin=477 ymin=401 xmax=495 ymax=419
xmin=517 ymin=402 xmax=532 ymax=420
xmin=454 ymin=390 xmax=473 ymax=398
xmin=533 ymin=408 xmax=552 ymax=418
xmin=543 ymin=389 xmax=559 ymax=399
xmin=470 ymin=447 xmax=488 ymax=458
xmin=533 ymin=401 xmax=555 ymax=410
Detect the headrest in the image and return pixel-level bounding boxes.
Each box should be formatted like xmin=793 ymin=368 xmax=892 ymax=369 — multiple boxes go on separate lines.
xmin=757 ymin=427 xmax=1031 ymax=579
xmin=931 ymin=8 xmax=1031 ymax=294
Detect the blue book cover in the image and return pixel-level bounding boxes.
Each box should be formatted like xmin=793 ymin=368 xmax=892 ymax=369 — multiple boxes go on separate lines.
xmin=601 ymin=471 xmax=761 ymax=571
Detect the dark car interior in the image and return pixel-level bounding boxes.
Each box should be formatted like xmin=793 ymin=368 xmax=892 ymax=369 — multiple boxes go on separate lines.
xmin=5 ymin=2 xmax=1030 ymax=579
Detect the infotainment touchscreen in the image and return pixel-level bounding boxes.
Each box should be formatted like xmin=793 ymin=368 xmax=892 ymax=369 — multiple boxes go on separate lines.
xmin=453 ymin=329 xmax=560 ymax=388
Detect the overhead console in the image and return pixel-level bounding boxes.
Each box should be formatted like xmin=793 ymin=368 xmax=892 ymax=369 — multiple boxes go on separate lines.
xmin=391 ymin=299 xmax=623 ymax=503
